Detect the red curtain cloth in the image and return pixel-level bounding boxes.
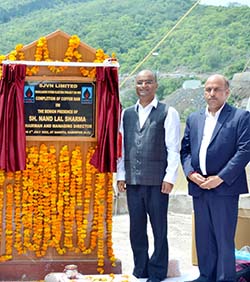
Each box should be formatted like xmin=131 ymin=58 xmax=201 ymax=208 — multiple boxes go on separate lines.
xmin=90 ymin=66 xmax=121 ymax=173
xmin=0 ymin=64 xmax=26 ymax=172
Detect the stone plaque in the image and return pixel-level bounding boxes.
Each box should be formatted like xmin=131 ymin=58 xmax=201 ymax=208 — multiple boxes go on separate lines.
xmin=24 ymin=81 xmax=95 ymax=137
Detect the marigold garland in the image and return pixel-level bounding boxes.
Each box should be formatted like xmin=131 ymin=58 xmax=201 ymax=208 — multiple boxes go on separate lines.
xmin=0 ymin=34 xmax=117 ymax=78
xmin=0 ymin=172 xmax=15 ymax=262
xmin=96 ymin=172 xmax=106 ymax=274
xmin=0 ymin=145 xmax=116 ymax=273
xmin=49 ymin=145 xmax=59 ymax=250
xmin=81 ymin=146 xmax=98 ymax=254
xmin=22 ymin=146 xmax=39 ymax=252
xmin=56 ymin=145 xmax=69 ymax=255
xmin=36 ymin=143 xmax=52 ymax=257
xmin=106 ymin=173 xmax=116 ymax=267
xmin=13 ymin=171 xmax=23 ymax=254
xmin=61 ymin=145 xmax=75 ymax=251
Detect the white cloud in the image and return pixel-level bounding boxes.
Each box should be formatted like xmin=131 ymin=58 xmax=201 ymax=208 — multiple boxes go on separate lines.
xmin=200 ymin=0 xmax=250 ymax=6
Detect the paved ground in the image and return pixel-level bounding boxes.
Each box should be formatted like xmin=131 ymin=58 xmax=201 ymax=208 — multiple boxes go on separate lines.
xmin=112 ymin=212 xmax=199 ymax=281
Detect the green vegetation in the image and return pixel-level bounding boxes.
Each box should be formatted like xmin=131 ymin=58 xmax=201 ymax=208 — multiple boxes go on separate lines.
xmin=1 ymin=0 xmax=250 ymax=107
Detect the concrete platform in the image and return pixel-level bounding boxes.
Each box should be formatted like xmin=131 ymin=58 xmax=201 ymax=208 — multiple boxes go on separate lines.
xmin=112 ymin=212 xmax=198 ymax=280
xmin=112 ymin=193 xmax=250 ymax=280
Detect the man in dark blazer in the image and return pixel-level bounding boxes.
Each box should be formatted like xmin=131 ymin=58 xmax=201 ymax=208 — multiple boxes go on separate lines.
xmin=181 ymin=74 xmax=250 ymax=282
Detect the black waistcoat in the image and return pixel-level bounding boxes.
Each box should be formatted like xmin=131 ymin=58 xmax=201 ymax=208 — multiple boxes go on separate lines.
xmin=123 ymin=102 xmax=169 ymax=185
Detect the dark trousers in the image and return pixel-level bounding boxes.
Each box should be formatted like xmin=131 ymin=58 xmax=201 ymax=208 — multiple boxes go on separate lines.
xmin=193 ymin=192 xmax=239 ymax=282
xmin=126 ymin=184 xmax=169 ymax=280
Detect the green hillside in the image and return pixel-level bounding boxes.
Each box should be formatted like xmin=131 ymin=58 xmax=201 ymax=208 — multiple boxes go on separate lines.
xmin=1 ymin=0 xmax=250 ymax=77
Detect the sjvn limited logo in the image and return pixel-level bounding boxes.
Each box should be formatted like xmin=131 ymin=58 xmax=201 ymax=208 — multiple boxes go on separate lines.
xmin=24 ymin=86 xmax=35 ymax=103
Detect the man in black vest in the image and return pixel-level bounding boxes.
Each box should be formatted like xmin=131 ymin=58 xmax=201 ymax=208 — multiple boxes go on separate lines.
xmin=117 ymin=69 xmax=180 ymax=282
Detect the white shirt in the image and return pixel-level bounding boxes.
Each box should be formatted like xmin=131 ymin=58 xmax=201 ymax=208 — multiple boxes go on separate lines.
xmin=116 ymin=97 xmax=180 ymax=184
xmin=199 ymin=105 xmax=224 ymax=175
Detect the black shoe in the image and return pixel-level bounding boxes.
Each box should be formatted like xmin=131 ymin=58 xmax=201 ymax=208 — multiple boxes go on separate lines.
xmin=133 ymin=274 xmax=148 ymax=279
xmin=133 ymin=272 xmax=148 ymax=279
xmin=146 ymin=278 xmax=161 ymax=282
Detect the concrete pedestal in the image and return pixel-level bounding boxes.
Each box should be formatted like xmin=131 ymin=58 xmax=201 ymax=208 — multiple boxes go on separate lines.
xmin=0 ymin=259 xmax=122 ymax=281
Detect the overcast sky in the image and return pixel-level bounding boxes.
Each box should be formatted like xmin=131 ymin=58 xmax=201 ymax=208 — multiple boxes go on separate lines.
xmin=200 ymin=0 xmax=250 ymax=6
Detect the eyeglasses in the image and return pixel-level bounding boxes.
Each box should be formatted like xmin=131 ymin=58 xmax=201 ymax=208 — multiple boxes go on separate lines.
xmin=136 ymin=80 xmax=155 ymax=86
xmin=205 ymin=87 xmax=227 ymax=94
